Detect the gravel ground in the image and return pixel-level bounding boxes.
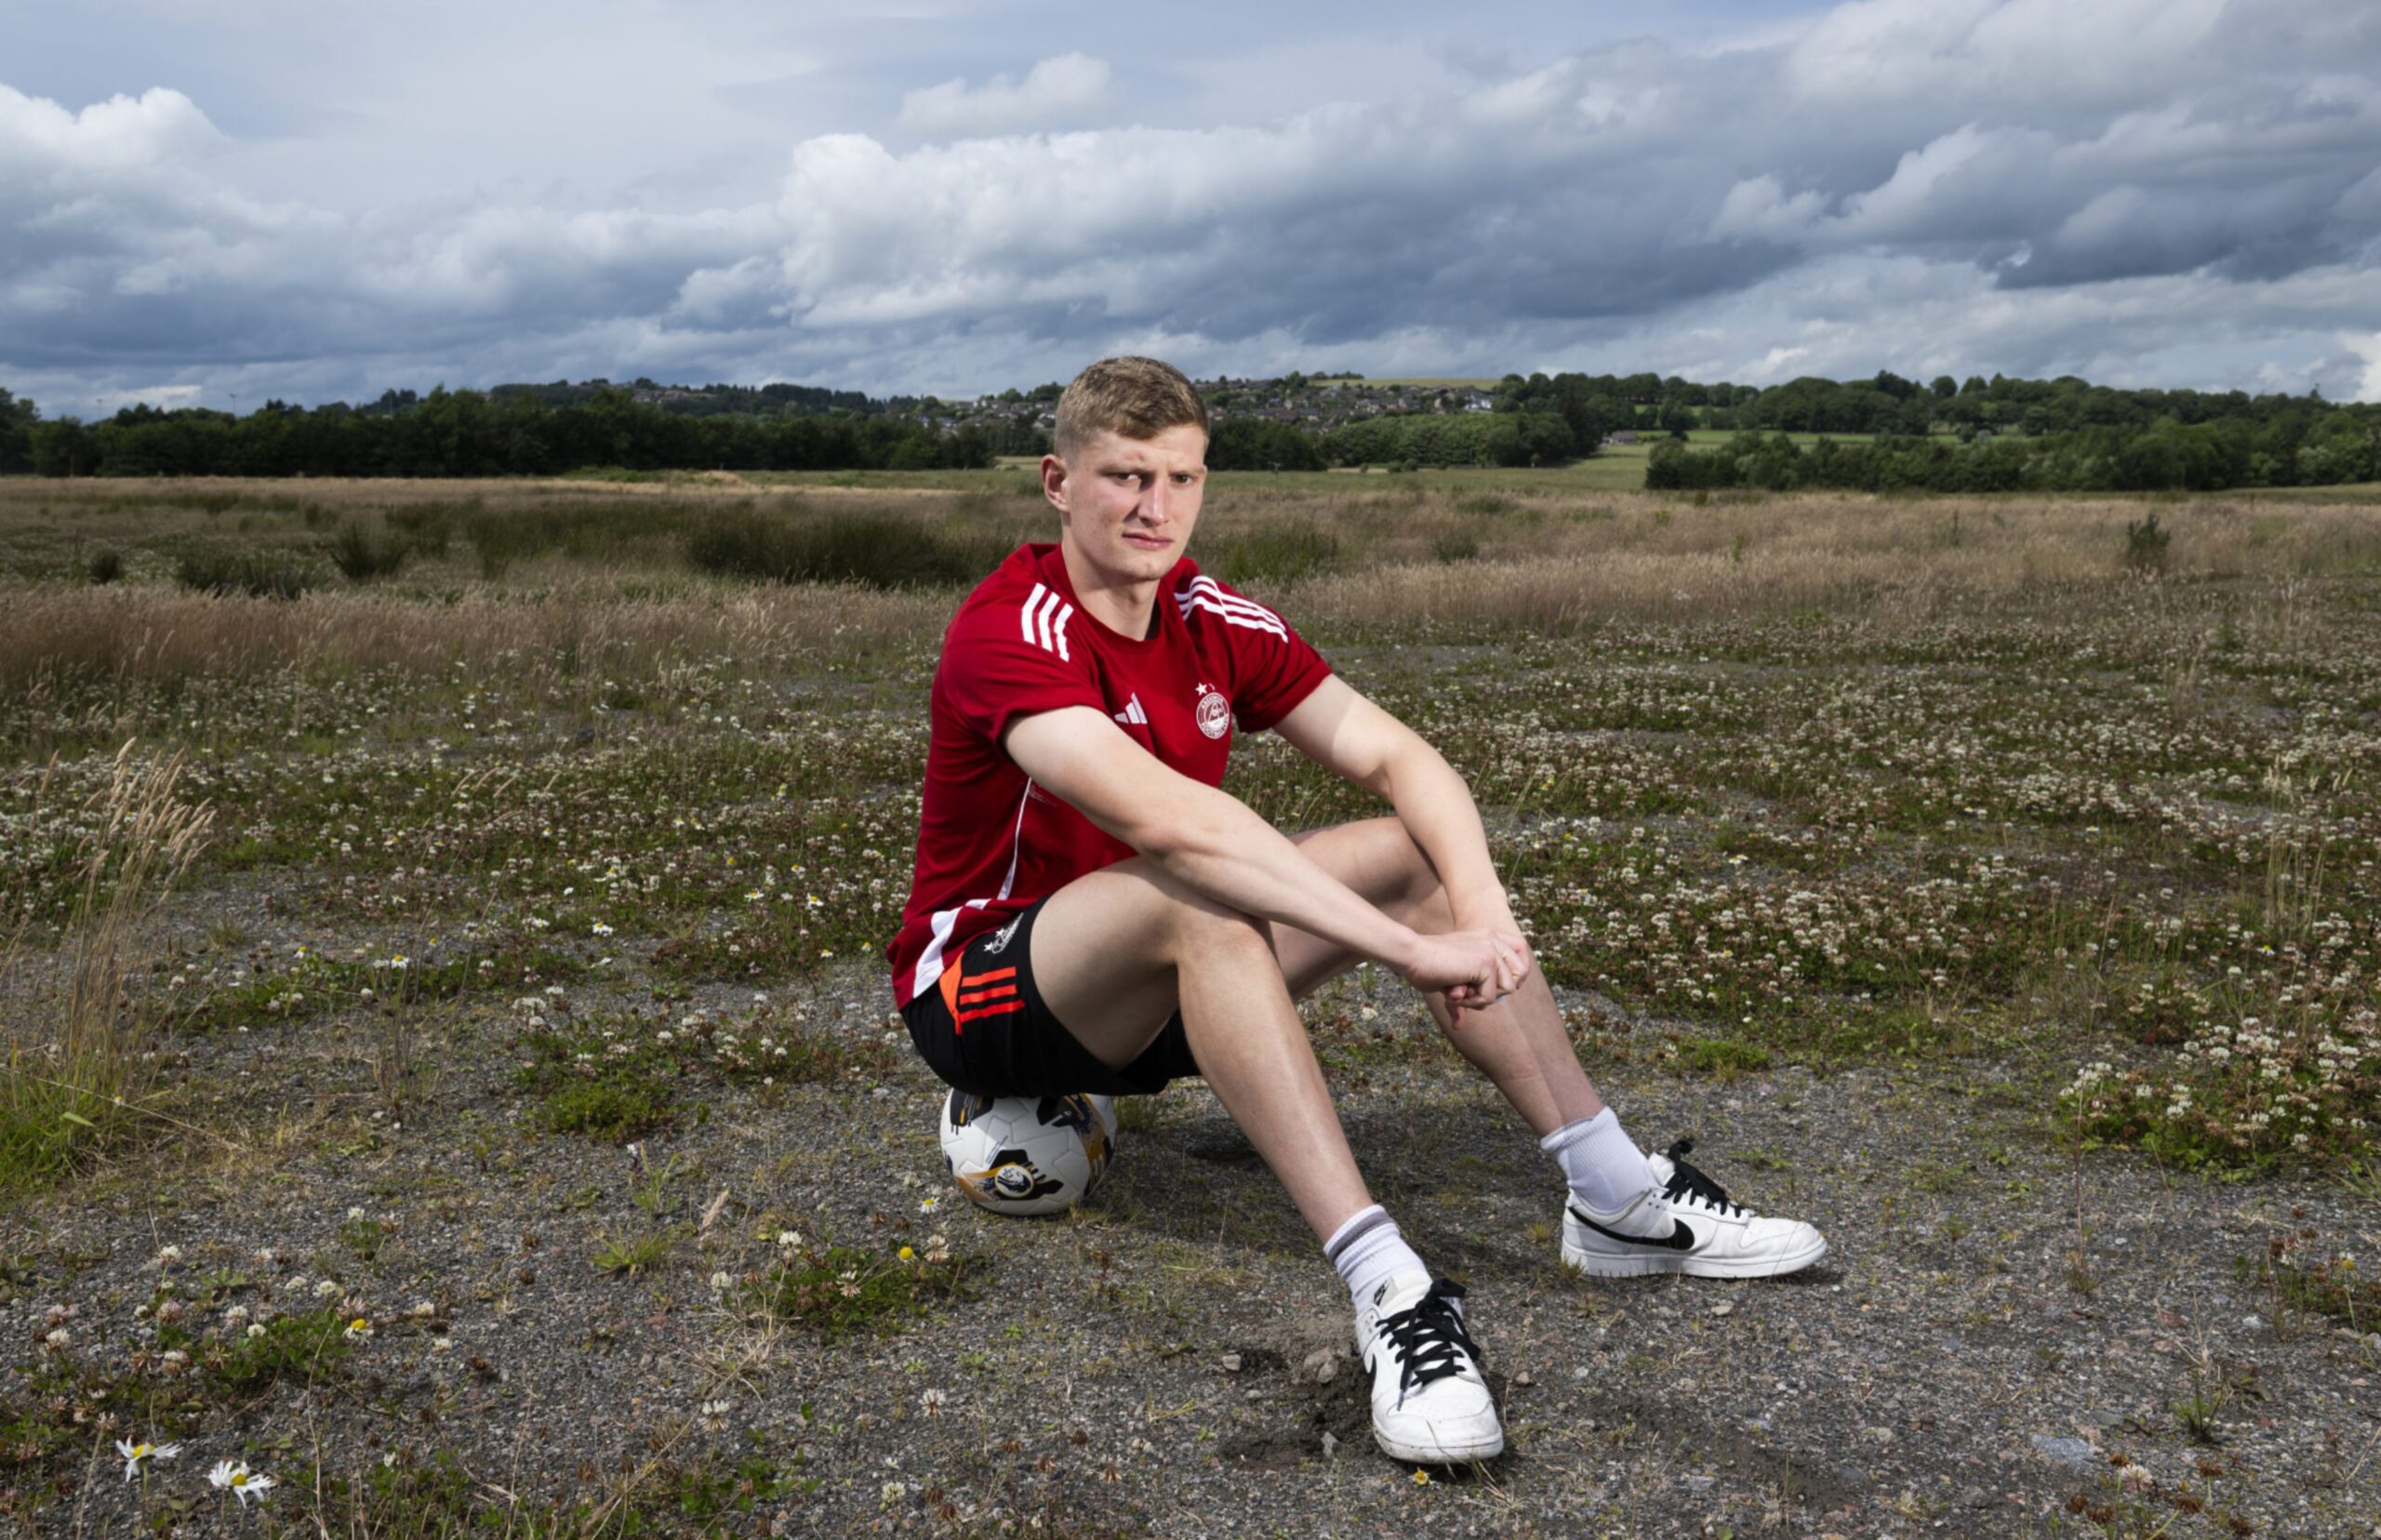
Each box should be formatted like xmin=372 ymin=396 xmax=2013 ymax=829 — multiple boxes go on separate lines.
xmin=7 ymin=928 xmax=2380 ymax=1540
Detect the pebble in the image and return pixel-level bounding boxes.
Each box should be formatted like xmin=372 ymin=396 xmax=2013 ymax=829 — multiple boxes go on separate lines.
xmin=2031 ymin=1435 xmax=2095 ymax=1470
xmin=1220 ymin=1353 xmax=1242 ymax=1373
xmin=1710 ymin=1301 xmax=1735 ymax=1317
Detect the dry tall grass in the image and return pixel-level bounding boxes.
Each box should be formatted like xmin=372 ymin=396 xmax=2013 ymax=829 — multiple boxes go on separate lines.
xmin=3 ymin=478 xmax=2378 ymax=689
xmin=0 ymin=744 xmax=213 ymax=1191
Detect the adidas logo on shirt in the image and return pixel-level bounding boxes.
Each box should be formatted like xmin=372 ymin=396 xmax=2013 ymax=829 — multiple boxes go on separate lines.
xmin=1112 ymin=694 xmax=1148 ymax=726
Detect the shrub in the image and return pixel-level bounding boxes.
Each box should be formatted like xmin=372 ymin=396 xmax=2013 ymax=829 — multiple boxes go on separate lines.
xmin=326 ymin=523 xmax=411 ymax=582
xmin=685 ymin=508 xmax=1000 ymax=590
xmin=1431 ymin=528 xmax=1481 ymax=563
xmin=2125 ymin=512 xmax=2173 ymax=574
xmin=384 ymin=503 xmax=457 ymax=557
xmin=1212 ymin=522 xmax=1341 ymax=587
xmin=85 ymin=548 xmax=123 ymax=585
xmin=174 ymin=545 xmax=313 ymax=599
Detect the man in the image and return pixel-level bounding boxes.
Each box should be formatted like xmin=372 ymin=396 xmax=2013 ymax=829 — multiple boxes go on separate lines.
xmin=891 ymin=357 xmax=1825 ymax=1466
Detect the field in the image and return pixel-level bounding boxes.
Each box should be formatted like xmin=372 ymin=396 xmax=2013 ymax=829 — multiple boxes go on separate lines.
xmin=3 ymin=472 xmax=2379 ymax=1536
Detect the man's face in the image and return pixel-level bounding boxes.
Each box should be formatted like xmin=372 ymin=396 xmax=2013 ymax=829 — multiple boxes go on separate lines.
xmin=1044 ymin=423 xmax=1208 ymax=587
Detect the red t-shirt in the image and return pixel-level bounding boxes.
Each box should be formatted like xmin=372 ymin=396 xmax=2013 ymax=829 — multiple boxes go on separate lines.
xmin=886 ymin=542 xmax=1334 ymax=1006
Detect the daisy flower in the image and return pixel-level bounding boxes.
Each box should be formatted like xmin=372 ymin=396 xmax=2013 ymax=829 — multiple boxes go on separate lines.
xmin=116 ymin=1439 xmax=180 ymax=1481
xmin=208 ymin=1459 xmax=275 ymax=1505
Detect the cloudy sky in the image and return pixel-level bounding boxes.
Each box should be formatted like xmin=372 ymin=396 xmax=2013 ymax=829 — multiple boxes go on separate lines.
xmin=6 ymin=0 xmax=2380 ymax=413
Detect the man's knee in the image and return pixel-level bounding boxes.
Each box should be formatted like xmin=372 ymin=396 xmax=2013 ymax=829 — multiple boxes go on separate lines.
xmin=1164 ymin=888 xmax=1276 ymax=962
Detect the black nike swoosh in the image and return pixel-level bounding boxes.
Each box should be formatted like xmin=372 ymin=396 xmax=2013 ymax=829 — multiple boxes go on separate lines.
xmin=1569 ymin=1204 xmax=1697 ymax=1251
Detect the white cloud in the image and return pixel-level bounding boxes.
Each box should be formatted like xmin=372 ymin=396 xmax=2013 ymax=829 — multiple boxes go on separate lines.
xmin=3 ymin=0 xmax=2380 ymax=407
xmin=897 ymin=53 xmax=1113 ymax=137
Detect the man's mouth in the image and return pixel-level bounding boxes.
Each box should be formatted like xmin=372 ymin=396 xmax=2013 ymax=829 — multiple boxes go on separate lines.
xmin=1124 ymin=533 xmax=1168 ymax=550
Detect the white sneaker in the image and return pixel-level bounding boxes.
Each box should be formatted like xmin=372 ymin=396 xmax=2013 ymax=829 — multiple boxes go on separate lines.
xmin=1562 ymin=1139 xmax=1827 ymax=1280
xmin=1354 ymin=1273 xmax=1504 ymax=1465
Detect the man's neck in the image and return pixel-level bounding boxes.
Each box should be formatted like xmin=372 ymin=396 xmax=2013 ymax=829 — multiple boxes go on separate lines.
xmin=1057 ymin=538 xmax=1160 ymax=640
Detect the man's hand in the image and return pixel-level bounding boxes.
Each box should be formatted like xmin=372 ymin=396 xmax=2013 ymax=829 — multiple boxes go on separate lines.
xmin=1398 ymin=928 xmax=1533 ymax=1011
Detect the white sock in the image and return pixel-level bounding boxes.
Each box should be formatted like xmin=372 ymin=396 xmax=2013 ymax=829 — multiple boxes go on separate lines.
xmin=1542 ymin=1109 xmax=1664 ymax=1221
xmin=1324 ymin=1205 xmax=1426 ymax=1308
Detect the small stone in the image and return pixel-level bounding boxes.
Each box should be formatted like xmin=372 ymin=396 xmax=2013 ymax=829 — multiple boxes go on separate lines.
xmin=1710 ymin=1301 xmax=1735 ymax=1317
xmin=2242 ymin=1313 xmax=2263 ymax=1329
xmin=1298 ymin=1348 xmax=1342 ymax=1384
xmin=1220 ymin=1353 xmax=1242 ymax=1373
xmin=1961 ymin=1487 xmax=1994 ymax=1508
xmin=1321 ymin=1431 xmax=1339 ymax=1459
xmin=1512 ymin=1369 xmax=1534 ymax=1387
xmin=2031 ymin=1434 xmax=2095 ymax=1471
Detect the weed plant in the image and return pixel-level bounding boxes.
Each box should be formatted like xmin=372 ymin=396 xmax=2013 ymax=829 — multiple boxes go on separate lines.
xmin=173 ymin=544 xmax=314 ymax=599
xmin=747 ymin=1239 xmax=973 ymax=1343
xmin=0 ymin=745 xmax=211 ymax=1194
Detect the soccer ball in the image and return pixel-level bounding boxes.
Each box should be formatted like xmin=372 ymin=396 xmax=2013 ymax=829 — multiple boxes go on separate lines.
xmin=938 ymin=1091 xmax=1119 ymax=1216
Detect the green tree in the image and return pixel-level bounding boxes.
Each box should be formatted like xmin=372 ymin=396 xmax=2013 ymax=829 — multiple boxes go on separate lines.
xmin=0 ymin=388 xmax=37 ymax=473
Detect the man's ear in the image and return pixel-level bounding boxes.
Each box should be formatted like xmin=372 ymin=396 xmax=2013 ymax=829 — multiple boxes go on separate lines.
xmin=1040 ymin=452 xmax=1070 ymax=515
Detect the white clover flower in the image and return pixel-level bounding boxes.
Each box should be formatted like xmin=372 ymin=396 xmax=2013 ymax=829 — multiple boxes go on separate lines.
xmin=314 ymin=1280 xmax=342 ymax=1299
xmin=154 ymin=1244 xmax=182 ymax=1268
xmin=116 ymin=1438 xmax=180 ymax=1481
xmin=208 ymin=1459 xmax=275 ymax=1505
xmin=43 ymin=1328 xmax=70 ymax=1351
xmin=919 ymin=1387 xmax=947 ymax=1415
xmin=347 ymin=1206 xmax=367 ymax=1222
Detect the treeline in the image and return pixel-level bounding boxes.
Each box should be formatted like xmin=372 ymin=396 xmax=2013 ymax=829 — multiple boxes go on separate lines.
xmin=1646 ymin=416 xmax=2381 ymax=495
xmin=1491 ymin=367 xmax=2369 ymax=441
xmin=1205 ymin=413 xmax=1575 ymax=470
xmin=18 ymin=387 xmax=994 ymax=478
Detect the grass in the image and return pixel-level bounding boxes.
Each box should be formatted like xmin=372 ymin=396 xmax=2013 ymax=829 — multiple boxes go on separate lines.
xmin=0 ymin=471 xmax=2374 ymax=1531
xmin=0 ymin=745 xmax=212 ymax=1196
xmin=513 ymin=1012 xmax=900 ymax=1144
xmin=746 ymin=1241 xmax=975 ymax=1343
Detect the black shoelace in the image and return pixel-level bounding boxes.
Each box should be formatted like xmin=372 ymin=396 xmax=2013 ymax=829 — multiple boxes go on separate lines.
xmin=1377 ymin=1280 xmax=1483 ymax=1406
xmin=1661 ymin=1138 xmax=1745 ymax=1217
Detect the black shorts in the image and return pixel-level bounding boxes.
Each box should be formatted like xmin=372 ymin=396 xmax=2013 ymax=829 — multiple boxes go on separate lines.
xmin=901 ymin=895 xmax=1200 ymax=1097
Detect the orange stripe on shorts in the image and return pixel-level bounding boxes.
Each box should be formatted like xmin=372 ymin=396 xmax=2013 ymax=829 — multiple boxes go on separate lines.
xmin=955 ymin=1001 xmax=1025 ymax=1025
xmin=960 ymin=965 xmax=1017 ymax=986
xmin=957 ymin=984 xmax=1018 ymax=1006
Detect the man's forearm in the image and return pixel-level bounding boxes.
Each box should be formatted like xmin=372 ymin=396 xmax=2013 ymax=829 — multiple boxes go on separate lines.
xmin=1378 ymin=741 xmax=1510 ymax=926
xmin=1145 ymin=782 xmax=1419 ymax=967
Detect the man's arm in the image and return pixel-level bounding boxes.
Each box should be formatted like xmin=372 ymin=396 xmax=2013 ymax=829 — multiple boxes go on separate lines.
xmin=1269 ymin=676 xmax=1516 ymax=933
xmin=1004 ymin=706 xmax=1522 ymax=1002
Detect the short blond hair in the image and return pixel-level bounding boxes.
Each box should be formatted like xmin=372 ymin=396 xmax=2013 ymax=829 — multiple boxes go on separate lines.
xmin=1052 ymin=356 xmax=1208 ymax=460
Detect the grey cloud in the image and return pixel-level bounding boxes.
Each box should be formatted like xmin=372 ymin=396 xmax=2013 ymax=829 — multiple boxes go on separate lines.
xmin=3 ymin=0 xmax=2379 ymax=407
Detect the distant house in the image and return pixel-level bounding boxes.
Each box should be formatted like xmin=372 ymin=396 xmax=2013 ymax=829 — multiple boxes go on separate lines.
xmin=1608 ymin=430 xmax=1639 ymax=445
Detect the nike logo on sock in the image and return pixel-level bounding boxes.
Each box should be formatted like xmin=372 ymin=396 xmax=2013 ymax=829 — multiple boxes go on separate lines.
xmin=1569 ymin=1204 xmax=1697 ymax=1251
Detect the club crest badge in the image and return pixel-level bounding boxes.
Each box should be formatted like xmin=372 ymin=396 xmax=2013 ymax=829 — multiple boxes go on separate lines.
xmin=1195 ymin=689 xmax=1231 ymax=740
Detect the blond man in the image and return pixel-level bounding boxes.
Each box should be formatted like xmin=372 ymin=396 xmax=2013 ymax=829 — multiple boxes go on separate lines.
xmin=890 ymin=356 xmax=1824 ymax=1465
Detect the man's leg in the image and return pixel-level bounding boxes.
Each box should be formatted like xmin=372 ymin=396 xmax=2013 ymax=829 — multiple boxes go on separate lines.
xmin=1031 ymin=856 xmax=1376 ymax=1243
xmin=1267 ymin=816 xmax=1827 ymax=1279
xmin=1265 ymin=817 xmax=1604 ymax=1138
xmin=1031 ymin=856 xmax=1505 ymax=1464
